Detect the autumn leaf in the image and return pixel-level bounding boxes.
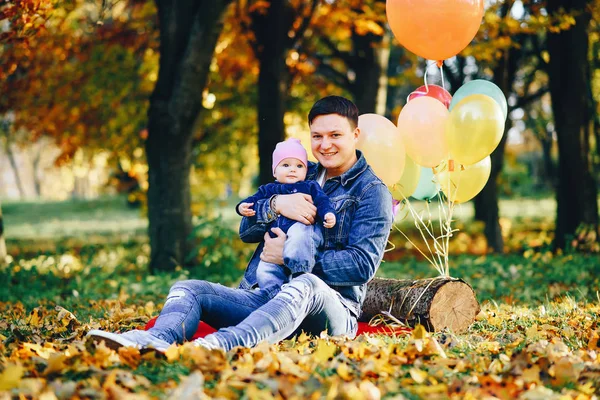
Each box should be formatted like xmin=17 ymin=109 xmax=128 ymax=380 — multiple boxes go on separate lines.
xmin=313 ymin=338 xmax=337 ymax=363
xmin=0 ymin=364 xmax=25 ymax=391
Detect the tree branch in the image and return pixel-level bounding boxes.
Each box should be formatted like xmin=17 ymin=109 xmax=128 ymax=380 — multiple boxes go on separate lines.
xmin=288 ymin=0 xmax=320 ymax=48
xmin=531 ymin=34 xmax=548 ymax=72
xmin=444 ymin=57 xmax=464 ymax=91
xmin=316 ymin=60 xmax=352 ymax=90
xmin=237 ymin=1 xmax=259 ymax=56
xmin=318 ymin=34 xmax=352 ymax=65
xmin=513 ymin=86 xmax=549 ymax=110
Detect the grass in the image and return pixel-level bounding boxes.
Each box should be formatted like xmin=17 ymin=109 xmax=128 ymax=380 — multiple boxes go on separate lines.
xmin=4 ymin=194 xmax=598 ymax=308
xmin=3 ymin=195 xmax=244 ymax=240
xmin=3 ymin=196 xmax=147 ymax=239
xmin=3 ymin=195 xmax=558 ymax=240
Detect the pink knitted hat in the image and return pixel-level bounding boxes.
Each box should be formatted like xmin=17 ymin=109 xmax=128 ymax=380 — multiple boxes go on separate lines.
xmin=272 ymin=138 xmax=308 ymax=175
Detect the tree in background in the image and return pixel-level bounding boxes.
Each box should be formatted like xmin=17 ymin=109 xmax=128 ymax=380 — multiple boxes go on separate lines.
xmin=0 ymin=1 xmax=156 ymax=162
xmin=590 ymin=2 xmax=600 ymax=179
xmin=188 ymin=5 xmax=261 ymax=208
xmin=546 ymin=0 xmax=598 ymax=249
xmin=236 ymin=0 xmax=319 ymax=186
xmin=307 ymin=0 xmax=390 ymax=114
xmin=0 ymin=114 xmax=26 ymax=198
xmin=145 ymin=0 xmax=233 ymax=271
xmin=0 ymin=201 xmax=6 ymax=265
xmin=442 ymin=1 xmax=550 ymax=252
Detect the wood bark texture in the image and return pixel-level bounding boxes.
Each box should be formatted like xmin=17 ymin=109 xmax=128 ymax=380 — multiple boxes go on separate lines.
xmin=361 ymin=277 xmax=480 ymax=333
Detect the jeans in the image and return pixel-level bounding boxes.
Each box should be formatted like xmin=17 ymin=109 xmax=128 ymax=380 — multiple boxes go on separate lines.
xmin=257 ymin=222 xmax=324 ymax=297
xmin=148 ymin=273 xmax=358 ymax=352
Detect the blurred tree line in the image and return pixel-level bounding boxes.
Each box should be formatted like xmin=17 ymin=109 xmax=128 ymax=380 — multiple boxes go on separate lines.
xmin=0 ymin=0 xmax=599 ymax=270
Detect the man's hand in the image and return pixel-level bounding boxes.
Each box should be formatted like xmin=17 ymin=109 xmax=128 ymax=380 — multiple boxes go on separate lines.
xmin=238 ymin=202 xmax=255 ymax=217
xmin=323 ymin=212 xmax=336 ymax=228
xmin=261 ymin=227 xmax=286 ymax=265
xmin=276 ymin=193 xmax=317 ymax=225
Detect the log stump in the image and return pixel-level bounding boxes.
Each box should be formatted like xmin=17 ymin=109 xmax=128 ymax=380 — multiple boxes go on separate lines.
xmin=361 ymin=276 xmax=480 ymax=333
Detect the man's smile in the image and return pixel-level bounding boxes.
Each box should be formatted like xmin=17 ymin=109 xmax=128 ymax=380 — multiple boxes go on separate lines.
xmin=320 ymin=151 xmax=337 ymax=157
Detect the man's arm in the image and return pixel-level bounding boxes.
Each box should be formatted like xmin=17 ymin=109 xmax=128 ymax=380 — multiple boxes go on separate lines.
xmin=315 ymin=183 xmax=393 ymax=286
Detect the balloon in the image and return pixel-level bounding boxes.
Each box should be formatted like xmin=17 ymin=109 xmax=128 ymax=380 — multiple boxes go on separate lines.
xmin=450 ymin=79 xmax=508 ymax=119
xmin=446 ymin=94 xmax=505 ymax=166
xmin=397 ymin=96 xmax=449 ymax=168
xmin=412 ymin=167 xmax=440 ymax=200
xmin=408 ymin=84 xmax=452 ymax=109
xmin=391 ymin=155 xmax=420 ymax=200
xmin=436 ymin=157 xmax=491 ymax=203
xmin=357 ymin=113 xmax=406 ymax=186
xmin=386 ymin=0 xmax=484 ymax=61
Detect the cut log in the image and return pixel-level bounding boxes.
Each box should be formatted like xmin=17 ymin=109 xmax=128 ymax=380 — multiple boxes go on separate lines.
xmin=361 ymin=277 xmax=480 ymax=333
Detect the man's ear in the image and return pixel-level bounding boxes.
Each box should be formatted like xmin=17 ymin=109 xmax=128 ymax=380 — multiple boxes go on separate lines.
xmin=354 ymin=127 xmax=360 ymax=141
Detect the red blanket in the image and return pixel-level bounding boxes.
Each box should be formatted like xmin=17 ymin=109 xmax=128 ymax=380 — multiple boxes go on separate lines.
xmin=144 ymin=318 xmax=411 ymax=338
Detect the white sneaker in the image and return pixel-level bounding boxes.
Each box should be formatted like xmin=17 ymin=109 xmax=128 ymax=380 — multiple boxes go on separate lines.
xmin=87 ymin=329 xmax=171 ymax=352
xmin=192 ymin=337 xmax=220 ymax=351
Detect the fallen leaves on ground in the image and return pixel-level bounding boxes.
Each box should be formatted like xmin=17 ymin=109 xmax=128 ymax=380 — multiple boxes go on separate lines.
xmin=0 ymin=299 xmax=599 ymax=399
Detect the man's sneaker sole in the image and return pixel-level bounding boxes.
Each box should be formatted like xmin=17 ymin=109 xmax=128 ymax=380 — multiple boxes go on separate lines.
xmin=87 ymin=330 xmax=138 ymax=351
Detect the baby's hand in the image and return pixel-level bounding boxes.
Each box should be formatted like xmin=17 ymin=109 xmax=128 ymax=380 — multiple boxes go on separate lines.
xmin=323 ymin=212 xmax=336 ymax=228
xmin=239 ymin=202 xmax=256 ymax=217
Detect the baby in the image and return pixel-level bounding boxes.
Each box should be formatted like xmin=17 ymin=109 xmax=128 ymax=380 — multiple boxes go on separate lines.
xmin=237 ymin=138 xmax=336 ymax=297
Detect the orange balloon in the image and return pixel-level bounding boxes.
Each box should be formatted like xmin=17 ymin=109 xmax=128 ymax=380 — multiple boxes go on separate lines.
xmin=386 ymin=0 xmax=484 ymax=60
xmin=397 ymin=96 xmax=449 ymax=168
xmin=357 ymin=114 xmax=406 ymax=187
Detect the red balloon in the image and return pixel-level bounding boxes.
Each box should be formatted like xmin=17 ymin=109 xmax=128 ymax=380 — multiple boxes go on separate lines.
xmin=408 ymin=84 xmax=452 ymax=109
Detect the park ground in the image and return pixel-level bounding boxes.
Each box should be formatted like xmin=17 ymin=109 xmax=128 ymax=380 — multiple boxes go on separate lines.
xmin=1 ymin=196 xmax=599 ymax=399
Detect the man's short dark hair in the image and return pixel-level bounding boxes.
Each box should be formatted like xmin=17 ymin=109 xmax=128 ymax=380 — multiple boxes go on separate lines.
xmin=308 ymin=96 xmax=359 ymax=129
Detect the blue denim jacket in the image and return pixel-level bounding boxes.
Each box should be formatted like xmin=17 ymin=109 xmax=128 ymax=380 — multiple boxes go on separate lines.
xmin=237 ymin=150 xmax=393 ymax=317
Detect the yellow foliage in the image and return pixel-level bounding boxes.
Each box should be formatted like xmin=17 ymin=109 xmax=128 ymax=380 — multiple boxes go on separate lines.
xmin=0 ymin=364 xmax=25 ymax=391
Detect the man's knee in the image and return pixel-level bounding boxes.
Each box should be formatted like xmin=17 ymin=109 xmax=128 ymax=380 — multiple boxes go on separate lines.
xmin=287 ymin=273 xmax=328 ymax=295
xmin=167 ymin=279 xmax=215 ymax=302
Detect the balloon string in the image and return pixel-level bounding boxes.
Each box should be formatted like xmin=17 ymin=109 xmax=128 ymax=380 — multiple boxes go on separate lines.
xmin=439 ymin=61 xmax=446 ymax=91
xmin=406 ymin=60 xmax=439 ymax=103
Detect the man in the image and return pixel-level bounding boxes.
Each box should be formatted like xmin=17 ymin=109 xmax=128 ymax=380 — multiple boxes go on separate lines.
xmin=88 ymin=96 xmax=393 ymax=351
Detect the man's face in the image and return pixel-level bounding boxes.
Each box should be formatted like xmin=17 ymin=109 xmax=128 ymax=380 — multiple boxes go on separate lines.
xmin=310 ymin=114 xmax=359 ymax=177
xmin=273 ymin=157 xmax=307 ymax=184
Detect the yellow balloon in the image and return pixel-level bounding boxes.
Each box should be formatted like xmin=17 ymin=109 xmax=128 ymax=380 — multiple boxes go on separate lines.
xmin=436 ymin=156 xmax=491 ymax=203
xmin=391 ymin=155 xmax=420 ymax=200
xmin=357 ymin=113 xmax=406 ymax=186
xmin=446 ymin=94 xmax=505 ymax=166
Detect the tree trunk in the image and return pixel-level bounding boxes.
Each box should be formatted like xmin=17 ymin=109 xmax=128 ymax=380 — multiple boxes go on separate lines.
xmin=0 ymin=201 xmax=6 ymax=266
xmin=361 ymin=277 xmax=480 ymax=333
xmin=546 ymin=0 xmax=597 ymax=250
xmin=350 ymin=31 xmax=385 ymax=114
xmin=472 ymin=120 xmax=512 ymax=252
xmin=5 ymin=142 xmax=25 ymax=199
xmin=145 ymin=0 xmax=231 ymax=272
xmin=32 ymin=145 xmax=42 ymax=197
xmin=375 ymin=34 xmax=391 ymax=116
xmin=540 ymin=132 xmax=556 ymax=190
xmin=252 ymin=1 xmax=293 ymax=186
xmin=472 ymin=33 xmax=520 ymax=253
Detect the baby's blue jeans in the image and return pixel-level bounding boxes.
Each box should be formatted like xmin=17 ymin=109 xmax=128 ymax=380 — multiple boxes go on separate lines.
xmin=256 ymin=222 xmax=323 ymax=298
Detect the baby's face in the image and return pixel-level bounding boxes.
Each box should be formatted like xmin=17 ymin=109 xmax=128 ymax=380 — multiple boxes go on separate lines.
xmin=274 ymin=157 xmax=307 ymax=184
